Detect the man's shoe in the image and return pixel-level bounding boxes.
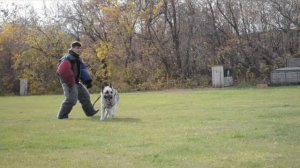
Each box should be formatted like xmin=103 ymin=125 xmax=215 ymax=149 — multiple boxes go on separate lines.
xmin=92 ymin=109 xmax=99 ymax=115
xmin=58 ymin=116 xmax=68 ymax=119
xmin=87 ymin=109 xmax=99 ymax=117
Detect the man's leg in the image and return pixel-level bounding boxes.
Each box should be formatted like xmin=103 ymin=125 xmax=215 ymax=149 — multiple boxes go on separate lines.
xmin=57 ymin=84 xmax=78 ymax=119
xmin=78 ymin=83 xmax=98 ymax=116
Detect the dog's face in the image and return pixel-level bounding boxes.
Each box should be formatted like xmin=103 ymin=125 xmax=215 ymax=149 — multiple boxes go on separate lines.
xmin=100 ymin=84 xmax=119 ymax=121
xmin=102 ymin=86 xmax=115 ymax=101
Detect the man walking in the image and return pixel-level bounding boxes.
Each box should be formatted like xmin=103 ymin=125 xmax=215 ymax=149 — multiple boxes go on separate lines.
xmin=56 ymin=41 xmax=98 ymax=119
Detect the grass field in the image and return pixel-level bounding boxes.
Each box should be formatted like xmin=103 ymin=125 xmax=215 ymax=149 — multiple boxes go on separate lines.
xmin=0 ymin=86 xmax=300 ymax=168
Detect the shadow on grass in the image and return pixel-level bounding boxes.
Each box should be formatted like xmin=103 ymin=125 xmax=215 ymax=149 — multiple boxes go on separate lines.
xmin=87 ymin=116 xmax=142 ymax=123
xmin=110 ymin=117 xmax=141 ymax=123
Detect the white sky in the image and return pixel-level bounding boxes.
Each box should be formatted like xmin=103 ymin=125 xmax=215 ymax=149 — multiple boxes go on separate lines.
xmin=0 ymin=0 xmax=77 ymax=19
xmin=0 ymin=0 xmax=54 ymax=7
xmin=0 ymin=0 xmax=66 ymax=13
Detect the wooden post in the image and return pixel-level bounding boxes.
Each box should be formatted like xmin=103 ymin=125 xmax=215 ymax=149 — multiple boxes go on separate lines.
xmin=20 ymin=79 xmax=28 ymax=96
xmin=212 ymin=66 xmax=224 ymax=88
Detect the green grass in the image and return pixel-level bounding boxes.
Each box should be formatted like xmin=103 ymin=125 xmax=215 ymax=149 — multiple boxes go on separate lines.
xmin=0 ymin=86 xmax=300 ymax=168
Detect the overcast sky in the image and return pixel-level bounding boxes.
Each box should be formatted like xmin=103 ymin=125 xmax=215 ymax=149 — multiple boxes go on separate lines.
xmin=0 ymin=0 xmax=48 ymax=9
xmin=0 ymin=0 xmax=67 ymax=11
xmin=0 ymin=0 xmax=71 ymax=16
xmin=0 ymin=0 xmax=53 ymax=6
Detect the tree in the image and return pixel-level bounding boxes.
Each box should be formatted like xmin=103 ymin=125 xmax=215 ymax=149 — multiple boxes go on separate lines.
xmin=0 ymin=24 xmax=27 ymax=94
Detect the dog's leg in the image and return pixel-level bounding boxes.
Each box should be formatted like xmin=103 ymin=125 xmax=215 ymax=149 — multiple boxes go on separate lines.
xmin=104 ymin=109 xmax=111 ymax=120
xmin=111 ymin=94 xmax=119 ymax=118
xmin=100 ymin=107 xmax=105 ymax=121
xmin=111 ymin=105 xmax=116 ymax=118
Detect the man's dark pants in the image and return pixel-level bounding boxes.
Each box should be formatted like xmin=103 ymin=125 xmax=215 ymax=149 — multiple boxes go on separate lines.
xmin=57 ymin=83 xmax=95 ymax=119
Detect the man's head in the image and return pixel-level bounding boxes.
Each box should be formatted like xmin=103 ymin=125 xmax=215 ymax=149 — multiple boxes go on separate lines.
xmin=70 ymin=41 xmax=82 ymax=55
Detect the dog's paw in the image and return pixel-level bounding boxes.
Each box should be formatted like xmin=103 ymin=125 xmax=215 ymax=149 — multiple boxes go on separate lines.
xmin=100 ymin=117 xmax=109 ymax=121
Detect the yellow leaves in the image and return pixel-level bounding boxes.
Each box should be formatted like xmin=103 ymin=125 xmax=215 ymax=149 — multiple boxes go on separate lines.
xmin=0 ymin=24 xmax=19 ymax=38
xmin=12 ymin=54 xmax=22 ymax=70
xmin=0 ymin=23 xmax=71 ymax=94
xmin=95 ymin=41 xmax=114 ymax=82
xmin=153 ymin=1 xmax=164 ymax=16
xmin=101 ymin=6 xmax=121 ymax=22
xmin=0 ymin=24 xmax=25 ymax=47
xmin=26 ymin=25 xmax=71 ymax=57
xmin=95 ymin=66 xmax=112 ymax=79
xmin=100 ymin=1 xmax=139 ymax=36
xmin=96 ymin=41 xmax=113 ymax=61
xmin=139 ymin=0 xmax=163 ymax=20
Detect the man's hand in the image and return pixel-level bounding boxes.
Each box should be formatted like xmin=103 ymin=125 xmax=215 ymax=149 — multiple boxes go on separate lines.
xmin=86 ymin=82 xmax=92 ymax=88
xmin=83 ymin=80 xmax=92 ymax=88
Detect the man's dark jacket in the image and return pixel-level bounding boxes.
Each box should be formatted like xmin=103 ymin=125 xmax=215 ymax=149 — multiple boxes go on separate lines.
xmin=57 ymin=50 xmax=92 ymax=87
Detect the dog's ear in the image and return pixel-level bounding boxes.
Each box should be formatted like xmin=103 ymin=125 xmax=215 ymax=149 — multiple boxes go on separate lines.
xmin=101 ymin=85 xmax=105 ymax=91
xmin=109 ymin=82 xmax=112 ymax=88
xmin=102 ymin=82 xmax=108 ymax=90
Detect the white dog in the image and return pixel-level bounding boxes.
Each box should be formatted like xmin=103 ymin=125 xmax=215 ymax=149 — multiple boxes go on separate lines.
xmin=100 ymin=84 xmax=119 ymax=121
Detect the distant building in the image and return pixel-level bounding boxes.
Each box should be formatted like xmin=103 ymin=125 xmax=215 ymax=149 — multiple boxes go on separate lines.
xmin=212 ymin=65 xmax=233 ymax=88
xmin=271 ymin=58 xmax=300 ymax=85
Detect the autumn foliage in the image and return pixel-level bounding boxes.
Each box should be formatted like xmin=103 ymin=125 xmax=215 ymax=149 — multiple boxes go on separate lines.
xmin=0 ymin=0 xmax=299 ymax=95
